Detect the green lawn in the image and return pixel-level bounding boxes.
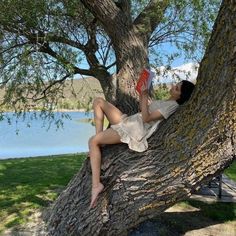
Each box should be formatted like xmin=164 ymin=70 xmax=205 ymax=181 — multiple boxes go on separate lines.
xmin=224 ymin=160 xmax=236 ymax=181
xmin=0 ymin=154 xmax=85 ymax=233
xmin=0 ymin=155 xmax=235 ymax=234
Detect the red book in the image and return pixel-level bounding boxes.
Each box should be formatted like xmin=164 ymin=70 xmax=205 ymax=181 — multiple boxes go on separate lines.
xmin=135 ymin=68 xmax=155 ymax=94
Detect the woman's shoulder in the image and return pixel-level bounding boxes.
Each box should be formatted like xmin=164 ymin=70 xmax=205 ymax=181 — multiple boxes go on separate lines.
xmin=152 ymin=99 xmax=178 ymax=106
xmin=164 ymin=99 xmax=179 ymax=105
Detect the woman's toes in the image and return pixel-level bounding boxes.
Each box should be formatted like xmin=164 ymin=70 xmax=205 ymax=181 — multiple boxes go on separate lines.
xmin=90 ymin=183 xmax=104 ymax=209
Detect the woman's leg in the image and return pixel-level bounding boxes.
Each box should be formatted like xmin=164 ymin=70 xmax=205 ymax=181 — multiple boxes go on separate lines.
xmin=89 ymin=128 xmax=121 ymax=208
xmin=93 ymin=97 xmax=123 ymax=134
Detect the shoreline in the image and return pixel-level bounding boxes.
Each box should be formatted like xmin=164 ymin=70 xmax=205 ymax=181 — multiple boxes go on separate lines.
xmin=1 ymin=108 xmax=93 ymax=113
xmin=0 ymin=152 xmax=87 ymax=161
xmin=55 ymin=108 xmax=93 ymax=112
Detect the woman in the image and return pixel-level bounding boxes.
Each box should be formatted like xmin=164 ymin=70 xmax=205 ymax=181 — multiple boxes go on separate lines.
xmin=88 ymin=80 xmax=195 ymax=208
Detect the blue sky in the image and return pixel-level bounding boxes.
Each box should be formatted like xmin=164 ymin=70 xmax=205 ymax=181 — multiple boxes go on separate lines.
xmin=74 ymin=40 xmax=201 ymax=80
xmin=150 ymin=42 xmax=201 ymax=68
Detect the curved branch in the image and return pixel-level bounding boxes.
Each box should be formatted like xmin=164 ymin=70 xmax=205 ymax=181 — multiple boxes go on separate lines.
xmin=106 ymin=61 xmax=116 ymax=70
xmin=34 ymin=74 xmax=71 ymax=101
xmin=45 ymin=34 xmax=86 ymax=51
xmin=2 ymin=22 xmax=103 ymax=75
xmin=113 ymin=0 xmax=131 ymax=15
xmin=0 ymin=42 xmax=28 ymax=54
xmin=27 ymin=29 xmax=105 ymax=73
xmin=133 ymin=0 xmax=171 ymax=37
xmin=36 ymin=42 xmax=94 ymax=76
xmin=80 ymin=0 xmax=132 ymax=40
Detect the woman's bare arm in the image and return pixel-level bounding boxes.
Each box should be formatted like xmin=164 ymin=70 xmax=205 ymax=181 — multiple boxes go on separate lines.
xmin=139 ymin=88 xmax=164 ymax=123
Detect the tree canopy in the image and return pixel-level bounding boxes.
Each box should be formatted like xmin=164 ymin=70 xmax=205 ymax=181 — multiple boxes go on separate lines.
xmin=0 ymin=0 xmax=221 ymax=113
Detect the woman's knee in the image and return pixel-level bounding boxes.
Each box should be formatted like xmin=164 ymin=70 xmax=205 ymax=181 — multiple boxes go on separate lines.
xmin=88 ymin=135 xmax=99 ymax=148
xmin=93 ymin=97 xmax=105 ymax=109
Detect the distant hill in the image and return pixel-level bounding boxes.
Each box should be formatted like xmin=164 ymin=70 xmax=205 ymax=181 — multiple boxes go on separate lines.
xmin=0 ymin=63 xmax=198 ymax=110
xmin=0 ymin=77 xmax=104 ymax=111
xmin=60 ymin=77 xmax=104 ymax=110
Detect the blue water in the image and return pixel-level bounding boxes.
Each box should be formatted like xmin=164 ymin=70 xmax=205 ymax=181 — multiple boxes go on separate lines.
xmin=0 ymin=112 xmax=95 ymax=159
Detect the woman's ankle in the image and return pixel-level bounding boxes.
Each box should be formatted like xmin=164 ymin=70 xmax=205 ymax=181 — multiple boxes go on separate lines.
xmin=92 ymin=182 xmax=104 ymax=189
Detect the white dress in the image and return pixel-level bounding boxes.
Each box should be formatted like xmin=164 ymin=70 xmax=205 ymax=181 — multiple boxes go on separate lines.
xmin=111 ymin=100 xmax=179 ymax=152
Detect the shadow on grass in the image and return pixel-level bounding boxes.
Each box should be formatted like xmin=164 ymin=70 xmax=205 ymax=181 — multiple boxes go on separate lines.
xmin=0 ymin=154 xmax=85 ymax=231
xmin=129 ymin=200 xmax=236 ymax=236
xmin=0 ymin=154 xmax=235 ymax=234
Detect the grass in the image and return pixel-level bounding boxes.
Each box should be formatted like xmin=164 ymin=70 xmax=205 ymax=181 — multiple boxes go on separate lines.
xmin=184 ymin=199 xmax=236 ymax=221
xmin=0 ymin=156 xmax=235 ymax=234
xmin=224 ymin=160 xmax=236 ymax=181
xmin=150 ymin=200 xmax=236 ymax=236
xmin=0 ymin=154 xmax=85 ymax=233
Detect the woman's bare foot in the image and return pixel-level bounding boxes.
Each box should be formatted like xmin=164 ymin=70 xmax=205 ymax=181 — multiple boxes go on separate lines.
xmin=90 ymin=183 xmax=104 ymax=209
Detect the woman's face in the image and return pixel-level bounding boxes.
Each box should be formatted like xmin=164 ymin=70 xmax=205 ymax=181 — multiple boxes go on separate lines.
xmin=170 ymin=82 xmax=182 ymax=99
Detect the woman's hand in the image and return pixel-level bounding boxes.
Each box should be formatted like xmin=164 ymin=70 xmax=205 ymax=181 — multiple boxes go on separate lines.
xmin=140 ymin=81 xmax=148 ymax=96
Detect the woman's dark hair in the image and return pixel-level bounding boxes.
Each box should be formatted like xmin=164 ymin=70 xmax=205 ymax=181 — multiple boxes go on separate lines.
xmin=176 ymin=80 xmax=195 ymax=105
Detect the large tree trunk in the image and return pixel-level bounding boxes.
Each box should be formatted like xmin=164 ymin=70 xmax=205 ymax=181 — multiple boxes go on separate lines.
xmin=46 ymin=1 xmax=235 ymax=235
xmin=93 ymin=27 xmax=148 ymax=114
xmin=93 ymin=30 xmax=148 ymax=115
xmin=113 ymin=32 xmax=148 ymax=114
xmin=81 ymin=0 xmax=151 ymax=114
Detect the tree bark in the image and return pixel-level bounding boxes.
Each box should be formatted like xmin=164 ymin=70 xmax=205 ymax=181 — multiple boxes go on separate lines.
xmin=92 ymin=27 xmax=148 ymax=114
xmin=80 ymin=0 xmax=170 ymax=114
xmin=46 ymin=1 xmax=235 ymax=235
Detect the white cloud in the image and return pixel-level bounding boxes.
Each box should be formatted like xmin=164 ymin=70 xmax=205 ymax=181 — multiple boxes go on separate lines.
xmin=153 ymin=62 xmax=199 ymax=84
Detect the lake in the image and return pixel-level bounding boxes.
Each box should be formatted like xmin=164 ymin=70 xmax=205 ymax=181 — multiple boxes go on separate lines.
xmin=0 ymin=112 xmax=95 ymax=159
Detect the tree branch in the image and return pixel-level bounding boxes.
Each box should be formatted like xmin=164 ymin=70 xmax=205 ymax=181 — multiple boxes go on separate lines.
xmin=106 ymin=61 xmax=116 ymax=70
xmin=113 ymin=0 xmax=131 ymax=16
xmin=80 ymin=0 xmax=132 ymax=39
xmin=0 ymin=42 xmax=28 ymax=54
xmin=1 ymin=21 xmax=104 ymax=75
xmin=34 ymin=74 xmax=71 ymax=101
xmin=33 ymin=42 xmax=93 ymax=77
xmin=133 ymin=0 xmax=171 ymax=37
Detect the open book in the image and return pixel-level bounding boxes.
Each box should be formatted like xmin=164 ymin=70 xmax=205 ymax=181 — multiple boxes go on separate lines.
xmin=135 ymin=68 xmax=155 ymax=94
